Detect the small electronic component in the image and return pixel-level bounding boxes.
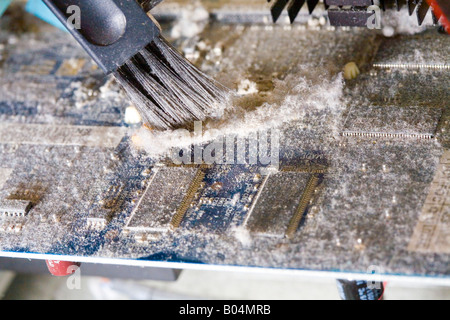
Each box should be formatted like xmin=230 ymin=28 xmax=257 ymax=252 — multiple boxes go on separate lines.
xmin=0 ymin=199 xmax=32 ymax=217
xmin=343 ymin=62 xmax=360 ymax=80
xmin=86 ymin=217 xmax=107 ymax=230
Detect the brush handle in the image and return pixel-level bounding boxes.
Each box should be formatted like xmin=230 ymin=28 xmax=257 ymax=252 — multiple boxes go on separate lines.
xmin=44 ymin=0 xmax=127 ymax=46
xmin=42 ymin=0 xmax=160 ymax=74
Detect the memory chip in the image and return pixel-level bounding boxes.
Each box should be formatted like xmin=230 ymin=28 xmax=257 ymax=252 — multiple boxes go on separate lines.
xmin=125 ymin=167 xmax=201 ymax=233
xmin=244 ymin=172 xmax=311 ymax=238
xmin=373 ymin=33 xmax=450 ymax=70
xmin=342 ymin=105 xmax=442 ymax=139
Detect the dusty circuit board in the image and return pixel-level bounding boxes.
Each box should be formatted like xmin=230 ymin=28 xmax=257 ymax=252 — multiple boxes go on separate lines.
xmin=0 ymin=1 xmax=448 ymax=282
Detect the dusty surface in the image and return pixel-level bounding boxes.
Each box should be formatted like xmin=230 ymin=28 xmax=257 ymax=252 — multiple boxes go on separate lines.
xmin=0 ymin=2 xmax=448 ymax=280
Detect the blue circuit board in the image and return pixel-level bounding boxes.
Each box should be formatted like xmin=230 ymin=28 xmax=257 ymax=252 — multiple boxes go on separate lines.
xmin=0 ymin=4 xmax=448 ymax=283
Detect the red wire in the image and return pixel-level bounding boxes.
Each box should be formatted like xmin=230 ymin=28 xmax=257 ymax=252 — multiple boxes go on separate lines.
xmin=377 ymin=281 xmax=388 ymax=300
xmin=426 ymin=0 xmax=450 ymax=33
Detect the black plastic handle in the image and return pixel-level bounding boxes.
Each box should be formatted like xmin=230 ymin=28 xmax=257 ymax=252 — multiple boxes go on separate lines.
xmin=48 ymin=0 xmax=127 ymax=46
xmin=43 ymin=0 xmax=160 ymax=73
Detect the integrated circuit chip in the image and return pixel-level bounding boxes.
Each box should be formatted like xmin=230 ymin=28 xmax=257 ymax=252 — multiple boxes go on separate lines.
xmin=124 ymin=167 xmax=202 ymax=235
xmin=342 ymin=105 xmax=442 ymax=140
xmin=372 ymin=31 xmax=450 ymax=70
xmin=408 ymin=150 xmax=450 ymax=254
xmin=244 ymin=172 xmax=312 ymax=238
xmin=0 ymin=199 xmax=31 ymax=217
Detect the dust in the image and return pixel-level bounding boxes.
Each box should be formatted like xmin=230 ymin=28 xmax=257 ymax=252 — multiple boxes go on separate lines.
xmin=381 ymin=7 xmax=433 ymax=37
xmin=134 ymin=72 xmax=345 ymax=158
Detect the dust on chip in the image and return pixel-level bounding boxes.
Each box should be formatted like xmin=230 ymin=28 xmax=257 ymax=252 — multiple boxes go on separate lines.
xmin=125 ymin=167 xmax=199 ymax=233
xmin=0 ymin=199 xmax=32 ymax=217
xmin=408 ymin=150 xmax=450 ymax=254
xmin=342 ymin=105 xmax=442 ymax=139
xmin=245 ymin=172 xmax=311 ymax=238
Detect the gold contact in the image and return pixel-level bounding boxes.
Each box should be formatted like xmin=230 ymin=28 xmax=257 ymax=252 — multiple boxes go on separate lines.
xmin=342 ymin=131 xmax=434 ymax=140
xmin=165 ymin=162 xmax=212 ymax=169
xmin=281 ymin=165 xmax=327 ymax=174
xmin=373 ymin=63 xmax=449 ymax=70
xmin=242 ymin=173 xmax=270 ymax=227
xmin=170 ymin=168 xmax=206 ymax=229
xmin=285 ymin=174 xmax=319 ymax=239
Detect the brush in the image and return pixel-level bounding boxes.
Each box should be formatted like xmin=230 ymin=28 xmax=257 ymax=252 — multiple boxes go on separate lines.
xmin=43 ymin=0 xmax=230 ymax=129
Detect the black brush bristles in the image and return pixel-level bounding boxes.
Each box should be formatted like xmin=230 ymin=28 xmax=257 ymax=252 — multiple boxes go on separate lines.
xmin=42 ymin=1 xmax=229 ymax=129
xmin=114 ymin=35 xmax=231 ymax=130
